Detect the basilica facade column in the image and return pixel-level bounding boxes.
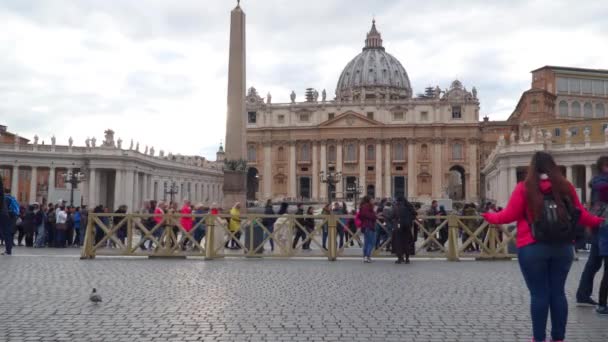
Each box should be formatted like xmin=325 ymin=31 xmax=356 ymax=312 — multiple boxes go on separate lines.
xmin=11 ymin=165 xmax=18 ymax=197
xmin=585 ymin=164 xmax=593 ymax=204
xmin=320 ymin=142 xmax=328 ymax=200
xmin=48 ymin=167 xmax=56 ymax=203
xmin=336 ymin=140 xmax=343 ymax=199
xmin=432 ymin=139 xmax=443 ymax=198
xmin=407 ymin=141 xmax=417 ymax=199
xmin=29 ymin=166 xmax=37 ymax=203
xmin=312 ymin=142 xmax=319 ymax=200
xmin=468 ymin=140 xmax=478 ymax=201
xmin=384 ymin=141 xmax=391 ymax=198
xmin=375 ymin=141 xmax=382 ymax=199
xmin=263 ymin=142 xmax=272 ymax=200
xmin=359 ymin=141 xmax=366 ymax=193
xmin=87 ymin=168 xmax=95 ymax=206
xmin=288 ymin=142 xmax=297 ymax=198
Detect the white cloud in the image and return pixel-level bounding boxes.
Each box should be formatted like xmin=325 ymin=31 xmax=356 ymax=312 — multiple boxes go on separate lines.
xmin=1 ymin=0 xmax=607 ymax=158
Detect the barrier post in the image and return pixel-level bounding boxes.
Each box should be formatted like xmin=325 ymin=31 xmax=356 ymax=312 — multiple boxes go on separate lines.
xmin=205 ymin=215 xmax=215 ymax=260
xmin=328 ymin=215 xmax=337 ymax=261
xmin=126 ymin=214 xmax=133 ymax=255
xmin=447 ymin=214 xmax=460 ymax=262
xmin=80 ymin=213 xmax=95 ymax=259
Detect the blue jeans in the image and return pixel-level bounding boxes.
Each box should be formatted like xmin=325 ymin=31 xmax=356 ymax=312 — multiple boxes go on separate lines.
xmin=576 ymin=237 xmax=602 ymax=301
xmin=35 ymin=223 xmax=45 ymax=247
xmin=518 ymin=243 xmax=574 ymax=342
xmin=363 ymin=229 xmax=376 ymax=258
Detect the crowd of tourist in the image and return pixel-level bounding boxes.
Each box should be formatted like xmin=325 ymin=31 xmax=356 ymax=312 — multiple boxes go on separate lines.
xmin=1 ymin=152 xmax=608 ymax=341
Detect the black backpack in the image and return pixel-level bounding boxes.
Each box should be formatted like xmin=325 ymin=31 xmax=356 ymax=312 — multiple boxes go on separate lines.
xmin=529 ymin=194 xmax=580 ymax=244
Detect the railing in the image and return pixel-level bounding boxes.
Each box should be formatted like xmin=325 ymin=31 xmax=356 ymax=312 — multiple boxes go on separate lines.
xmin=80 ymin=213 xmax=517 ymax=261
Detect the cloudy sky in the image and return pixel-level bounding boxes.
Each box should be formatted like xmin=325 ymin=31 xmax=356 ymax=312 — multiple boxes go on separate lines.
xmin=1 ymin=0 xmax=607 ymax=159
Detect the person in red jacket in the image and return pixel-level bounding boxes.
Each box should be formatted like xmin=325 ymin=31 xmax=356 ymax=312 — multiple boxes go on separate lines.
xmin=358 ymin=195 xmax=377 ymax=263
xmin=179 ymin=200 xmax=193 ymax=250
xmin=483 ymin=151 xmax=604 ymax=342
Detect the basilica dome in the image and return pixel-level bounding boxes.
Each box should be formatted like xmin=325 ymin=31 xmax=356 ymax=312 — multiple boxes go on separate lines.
xmin=335 ymin=20 xmax=412 ymax=101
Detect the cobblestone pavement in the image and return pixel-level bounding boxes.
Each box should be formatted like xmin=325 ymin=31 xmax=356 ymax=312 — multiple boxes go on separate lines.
xmin=0 ymin=249 xmax=606 ymax=341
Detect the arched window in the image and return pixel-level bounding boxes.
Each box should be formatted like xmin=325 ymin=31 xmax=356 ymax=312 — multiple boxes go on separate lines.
xmin=394 ymin=143 xmax=405 ymax=161
xmin=596 ymin=103 xmax=605 ymax=118
xmin=277 ymin=146 xmax=285 ymax=161
xmin=366 ymin=145 xmax=375 ymax=161
xmin=300 ymin=143 xmax=310 ymax=162
xmin=558 ymin=101 xmax=568 ymax=116
xmin=584 ymin=102 xmax=593 ymax=118
xmin=346 ymin=143 xmax=356 ymax=162
xmin=452 ymin=143 xmax=463 ymax=160
xmin=571 ymin=101 xmax=581 ymax=116
xmin=247 ymin=145 xmax=256 ymax=162
xmin=327 ymin=145 xmax=336 ymax=163
xmin=420 ymin=144 xmax=429 ymax=160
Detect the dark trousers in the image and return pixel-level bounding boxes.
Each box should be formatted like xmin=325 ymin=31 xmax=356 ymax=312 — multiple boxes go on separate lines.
xmin=576 ymin=239 xmax=603 ymax=301
xmin=293 ymin=229 xmax=307 ymax=249
xmin=2 ymin=216 xmax=16 ymax=254
xmin=322 ymin=229 xmax=328 ymax=249
xmin=17 ymin=225 xmax=24 ymax=245
xmin=73 ymin=229 xmax=81 ymax=246
xmin=518 ymin=243 xmax=574 ymax=342
xmin=600 ymin=257 xmax=608 ymax=306
xmin=55 ymin=230 xmax=66 ymax=248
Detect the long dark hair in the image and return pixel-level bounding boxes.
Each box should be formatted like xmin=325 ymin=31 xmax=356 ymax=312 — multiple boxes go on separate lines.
xmin=278 ymin=202 xmax=289 ymax=215
xmin=359 ymin=196 xmax=371 ymax=209
xmin=597 ymin=156 xmax=608 ymax=173
xmin=524 ymin=151 xmax=572 ymax=220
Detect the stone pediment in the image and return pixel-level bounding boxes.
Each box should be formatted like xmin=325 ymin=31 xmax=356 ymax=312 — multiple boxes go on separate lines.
xmin=319 ymin=111 xmax=383 ymax=128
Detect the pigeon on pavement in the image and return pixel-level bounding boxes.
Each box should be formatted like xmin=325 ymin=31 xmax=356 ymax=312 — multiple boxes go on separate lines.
xmin=89 ymin=288 xmax=102 ymax=303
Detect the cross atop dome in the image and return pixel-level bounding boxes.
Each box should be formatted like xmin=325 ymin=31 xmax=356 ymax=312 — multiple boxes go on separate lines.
xmin=364 ymin=19 xmax=384 ymax=51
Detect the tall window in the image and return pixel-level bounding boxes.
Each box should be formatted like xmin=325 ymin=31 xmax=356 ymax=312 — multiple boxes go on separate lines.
xmin=247 ymin=145 xmax=256 ymax=162
xmin=569 ymin=78 xmax=581 ymax=94
xmin=584 ymin=103 xmax=593 ymax=118
xmin=366 ymin=145 xmax=375 ymax=161
xmin=593 ymin=80 xmax=604 ymax=95
xmin=328 ymin=145 xmax=336 ymax=162
xmin=277 ymin=146 xmax=285 ymax=161
xmin=554 ymin=128 xmax=561 ymax=137
xmin=394 ymin=142 xmax=405 ymax=161
xmin=452 ymin=143 xmax=463 ymax=160
xmin=367 ymin=112 xmax=374 ymax=120
xmin=530 ymin=100 xmax=538 ymax=112
xmin=248 ymin=111 xmax=257 ymax=124
xmin=451 ymin=106 xmax=462 ymax=119
xmin=557 ymin=77 xmax=568 ymax=93
xmin=328 ymin=113 xmax=335 ymax=120
xmin=558 ymin=101 xmax=568 ymax=116
xmin=420 ymin=111 xmax=428 ymax=121
xmin=571 ymin=101 xmax=581 ymax=116
xmin=597 ymin=103 xmax=606 ymax=118
xmin=582 ymin=79 xmax=592 ymax=94
xmin=346 ymin=143 xmax=356 ymax=162
xmin=300 ymin=143 xmax=310 ymax=161
xmin=278 ymin=115 xmax=285 ymax=124
xmin=299 ymin=113 xmax=310 ymax=122
xmin=393 ymin=112 xmax=404 ymax=121
xmin=420 ymin=144 xmax=429 ymax=160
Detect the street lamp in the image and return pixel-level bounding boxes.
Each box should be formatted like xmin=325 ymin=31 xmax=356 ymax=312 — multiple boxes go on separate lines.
xmin=164 ymin=182 xmax=179 ymax=204
xmin=319 ymin=170 xmax=342 ymax=203
xmin=62 ymin=171 xmax=85 ymax=207
xmin=345 ymin=179 xmax=363 ymax=208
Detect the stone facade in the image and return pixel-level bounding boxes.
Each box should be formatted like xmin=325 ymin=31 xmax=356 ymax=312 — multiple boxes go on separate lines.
xmin=0 ymin=127 xmax=224 ymax=210
xmin=245 ymin=21 xmax=482 ymax=204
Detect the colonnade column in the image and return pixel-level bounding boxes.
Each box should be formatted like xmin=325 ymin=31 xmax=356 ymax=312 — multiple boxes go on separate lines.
xmin=29 ymin=166 xmax=37 ymax=203
xmin=87 ymin=168 xmax=96 ymax=207
xmin=312 ymin=142 xmax=319 ymax=200
xmin=585 ymin=164 xmax=593 ymax=204
xmin=384 ymin=141 xmax=391 ymax=198
xmin=263 ymin=143 xmax=272 ymax=200
xmin=114 ymin=170 xmax=123 ymax=208
xmin=320 ymin=142 xmax=327 ymax=201
xmin=133 ymin=172 xmax=140 ymax=210
xmin=358 ymin=141 xmax=366 ymax=194
xmin=566 ymin=165 xmax=573 ymax=183
xmin=288 ymin=142 xmax=297 ymax=198
xmin=48 ymin=167 xmax=55 ymax=203
xmin=336 ymin=141 xmax=343 ymax=199
xmin=125 ymin=171 xmax=134 ymax=209
xmin=375 ymin=141 xmax=382 ymax=199
xmin=407 ymin=141 xmax=417 ymax=199
xmin=11 ymin=165 xmax=18 ymax=197
xmin=508 ymin=166 xmax=517 ymax=195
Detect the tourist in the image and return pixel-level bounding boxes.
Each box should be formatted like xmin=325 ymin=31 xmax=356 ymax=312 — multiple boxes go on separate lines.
xmin=227 ymin=202 xmax=242 ymax=249
xmin=292 ymin=203 xmax=307 ymax=249
xmin=262 ymin=199 xmax=276 ymax=252
xmin=462 ymin=203 xmax=479 ymax=252
xmin=425 ymin=200 xmax=440 ymax=252
xmin=321 ymin=203 xmax=330 ymax=250
xmin=192 ymin=203 xmax=207 ymax=249
xmin=93 ymin=205 xmax=106 ymax=245
xmin=21 ymin=204 xmax=35 ymax=247
xmin=71 ymin=207 xmax=82 ymax=247
xmin=375 ymin=199 xmax=386 ymax=250
xmin=382 ymin=200 xmax=395 ymax=252
xmin=55 ymin=206 xmax=68 ymax=248
xmin=33 ymin=203 xmax=46 ymax=248
xmin=437 ymin=205 xmax=448 ymax=248
xmin=332 ymin=202 xmax=344 ymax=249
xmin=113 ymin=205 xmax=128 ymax=246
xmin=304 ymin=206 xmax=315 ymax=250
xmin=392 ymin=197 xmax=416 ymax=264
xmin=482 ymin=151 xmax=604 ymax=342
xmin=180 ymin=199 xmax=193 ymax=250
xmin=576 ymin=156 xmax=608 ymax=307
xmin=45 ymin=203 xmax=56 ymax=247
xmin=79 ymin=205 xmax=88 ymax=246
xmin=152 ymin=201 xmax=165 ymax=249
xmin=347 ymin=209 xmax=362 ymax=248
xmin=0 ymin=177 xmax=15 ymax=255
xmin=358 ymin=195 xmax=377 ymax=263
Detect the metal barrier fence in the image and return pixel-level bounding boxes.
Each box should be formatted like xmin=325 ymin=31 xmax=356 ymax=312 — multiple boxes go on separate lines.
xmin=80 ymin=213 xmax=517 ymax=261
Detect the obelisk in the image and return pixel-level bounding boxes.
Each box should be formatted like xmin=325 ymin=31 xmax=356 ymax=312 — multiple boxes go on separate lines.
xmin=222 ymin=0 xmax=247 ymax=210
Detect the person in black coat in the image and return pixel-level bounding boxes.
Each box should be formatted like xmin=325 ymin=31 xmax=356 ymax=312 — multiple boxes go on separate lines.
xmin=392 ymin=197 xmax=417 ymax=264
xmin=0 ymin=176 xmax=13 ymax=255
xmin=262 ymin=200 xmax=276 ymax=252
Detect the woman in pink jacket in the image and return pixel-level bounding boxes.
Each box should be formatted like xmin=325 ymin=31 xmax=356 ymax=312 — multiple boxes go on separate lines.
xmin=483 ymin=152 xmax=604 ymax=342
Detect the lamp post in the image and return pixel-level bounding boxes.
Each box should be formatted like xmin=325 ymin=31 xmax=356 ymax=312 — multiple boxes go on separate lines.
xmin=346 ymin=179 xmax=363 ymax=208
xmin=319 ymin=170 xmax=342 ymax=203
xmin=164 ymin=182 xmax=179 ymax=204
xmin=62 ymin=171 xmax=85 ymax=207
